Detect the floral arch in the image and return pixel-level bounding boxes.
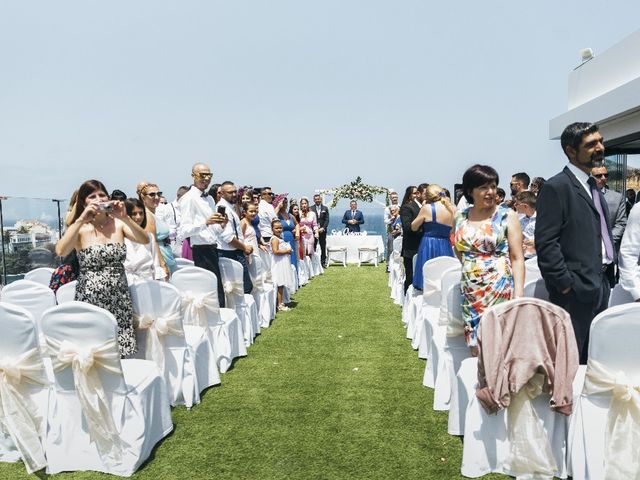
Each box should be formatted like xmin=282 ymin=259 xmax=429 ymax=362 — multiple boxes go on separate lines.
xmin=318 ymin=177 xmax=390 ymax=209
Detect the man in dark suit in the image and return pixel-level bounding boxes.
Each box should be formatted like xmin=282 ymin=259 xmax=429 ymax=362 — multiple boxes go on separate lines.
xmin=400 ymin=184 xmax=425 ymax=293
xmin=591 ymin=164 xmax=627 ymax=250
xmin=312 ymin=194 xmax=330 ymax=267
xmin=535 ymin=122 xmax=616 ymax=364
xmin=341 ymin=200 xmax=364 ymax=232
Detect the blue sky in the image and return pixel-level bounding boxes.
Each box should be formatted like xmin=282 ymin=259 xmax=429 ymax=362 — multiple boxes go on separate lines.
xmin=2 ymin=1 xmax=640 ymax=207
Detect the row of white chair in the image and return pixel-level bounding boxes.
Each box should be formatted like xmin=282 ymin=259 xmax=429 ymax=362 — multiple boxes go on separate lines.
xmin=392 ymin=254 xmax=640 ymax=479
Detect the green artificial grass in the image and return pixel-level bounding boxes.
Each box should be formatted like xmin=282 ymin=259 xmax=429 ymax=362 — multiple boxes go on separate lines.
xmin=2 ymin=265 xmax=507 ymax=479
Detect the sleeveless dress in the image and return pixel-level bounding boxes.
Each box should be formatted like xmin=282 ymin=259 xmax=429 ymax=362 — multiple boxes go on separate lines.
xmin=271 ymin=238 xmax=296 ymax=289
xmin=278 ymin=213 xmax=298 ymax=271
xmin=412 ymin=204 xmax=455 ymax=290
xmin=75 ymin=243 xmax=137 ymax=357
xmin=299 ymin=211 xmax=317 ymax=256
xmin=454 ymin=206 xmax=513 ymax=347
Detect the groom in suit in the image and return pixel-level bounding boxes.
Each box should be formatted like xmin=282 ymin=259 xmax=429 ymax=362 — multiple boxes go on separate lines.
xmin=536 ymin=122 xmax=617 ymax=364
xmin=313 ymin=194 xmax=330 ymax=267
xmin=342 ymin=200 xmax=365 ymax=232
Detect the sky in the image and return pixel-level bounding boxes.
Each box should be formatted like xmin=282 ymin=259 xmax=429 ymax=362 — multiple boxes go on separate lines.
xmin=2 ymin=1 xmax=640 ymax=211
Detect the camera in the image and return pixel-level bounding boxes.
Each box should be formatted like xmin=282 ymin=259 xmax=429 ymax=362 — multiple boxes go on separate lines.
xmin=98 ymin=202 xmax=113 ymax=213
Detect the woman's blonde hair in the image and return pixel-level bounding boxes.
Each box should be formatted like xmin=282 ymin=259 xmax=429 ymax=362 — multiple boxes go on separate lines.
xmin=424 ymin=184 xmax=454 ymax=215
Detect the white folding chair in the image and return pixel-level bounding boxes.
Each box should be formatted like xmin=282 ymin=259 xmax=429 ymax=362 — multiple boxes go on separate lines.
xmin=129 ymin=280 xmax=200 ymax=408
xmin=569 ymin=303 xmax=640 ymax=480
xmin=23 ymin=268 xmax=54 ymax=286
xmin=218 ymin=258 xmax=260 ymax=346
xmin=170 ymin=266 xmax=246 ymax=374
xmin=174 ymin=258 xmax=195 ymax=270
xmin=327 ymin=245 xmax=347 ymax=267
xmin=1 ymin=280 xmax=57 ymax=346
xmin=55 ymin=280 xmax=77 ymax=304
xmin=0 ymin=303 xmax=50 ymax=474
xmin=41 ymin=302 xmax=173 ymax=476
xmin=461 ymin=299 xmax=576 ymax=479
xmin=357 ymin=246 xmax=379 ymax=267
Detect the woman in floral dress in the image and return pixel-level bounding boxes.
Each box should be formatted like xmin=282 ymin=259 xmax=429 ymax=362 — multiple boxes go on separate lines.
xmin=454 ymin=165 xmax=525 ymax=353
xmin=55 ymin=180 xmax=150 ymax=357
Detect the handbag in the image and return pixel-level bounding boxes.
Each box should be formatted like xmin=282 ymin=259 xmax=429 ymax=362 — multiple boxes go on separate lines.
xmin=49 ymin=250 xmax=79 ymax=292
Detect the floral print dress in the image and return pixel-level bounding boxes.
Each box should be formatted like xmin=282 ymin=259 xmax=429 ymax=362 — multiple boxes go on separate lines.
xmin=454 ymin=206 xmax=513 ymax=347
xmin=75 ymin=243 xmax=137 ymax=357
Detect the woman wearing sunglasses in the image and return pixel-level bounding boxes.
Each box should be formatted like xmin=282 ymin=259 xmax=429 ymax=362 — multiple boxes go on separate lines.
xmin=137 ymin=181 xmax=175 ymax=276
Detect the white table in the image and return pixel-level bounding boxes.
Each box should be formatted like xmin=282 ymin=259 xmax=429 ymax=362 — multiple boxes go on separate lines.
xmin=326 ymin=235 xmax=385 ymax=264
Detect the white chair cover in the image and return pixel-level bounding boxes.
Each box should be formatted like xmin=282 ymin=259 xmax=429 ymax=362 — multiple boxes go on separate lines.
xmin=170 ymin=267 xmax=246 ymax=374
xmin=0 ymin=303 xmax=49 ymax=474
xmin=218 ymin=258 xmax=260 ymax=346
xmin=23 ymin=268 xmax=54 ymax=286
xmin=41 ymin=302 xmax=172 ymax=476
xmin=248 ymin=256 xmax=275 ymax=328
xmin=569 ymin=303 xmax=640 ymax=480
xmin=1 ymin=280 xmax=57 ymax=347
xmin=130 ymin=280 xmax=200 ymax=408
xmin=608 ymin=283 xmax=634 ymax=307
xmin=55 ymin=280 xmax=77 ymax=304
xmin=174 ymin=258 xmax=195 ymax=269
xmin=524 ymin=277 xmax=550 ymax=301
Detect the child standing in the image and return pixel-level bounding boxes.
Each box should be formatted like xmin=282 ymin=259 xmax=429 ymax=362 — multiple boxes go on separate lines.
xmin=270 ymin=219 xmax=296 ymax=311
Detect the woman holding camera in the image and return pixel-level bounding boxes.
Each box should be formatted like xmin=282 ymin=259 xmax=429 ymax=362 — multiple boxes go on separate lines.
xmin=55 ymin=179 xmax=150 ymax=357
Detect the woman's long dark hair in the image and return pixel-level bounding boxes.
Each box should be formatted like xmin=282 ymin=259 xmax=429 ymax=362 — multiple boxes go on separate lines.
xmin=125 ymin=198 xmax=147 ymax=229
xmin=401 ymin=185 xmax=417 ymax=205
xmin=70 ymin=180 xmax=108 ymax=225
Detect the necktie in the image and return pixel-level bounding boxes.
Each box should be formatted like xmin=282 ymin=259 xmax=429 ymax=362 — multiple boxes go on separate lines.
xmin=587 ymin=177 xmax=614 ymax=262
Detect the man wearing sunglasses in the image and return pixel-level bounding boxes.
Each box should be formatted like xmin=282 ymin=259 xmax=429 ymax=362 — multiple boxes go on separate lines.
xmin=258 ymin=186 xmax=277 ymax=244
xmin=178 ymin=163 xmax=227 ymax=307
xmin=591 ymin=165 xmax=627 ymax=250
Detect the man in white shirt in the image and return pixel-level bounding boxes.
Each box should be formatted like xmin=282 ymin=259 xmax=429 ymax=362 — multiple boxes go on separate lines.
xmin=383 ymin=191 xmax=399 ymax=265
xmin=258 ymin=186 xmax=276 ymax=242
xmin=178 ymin=163 xmax=227 ymax=307
xmin=156 ymin=185 xmax=189 ymax=258
xmin=216 ymin=181 xmax=254 ymax=293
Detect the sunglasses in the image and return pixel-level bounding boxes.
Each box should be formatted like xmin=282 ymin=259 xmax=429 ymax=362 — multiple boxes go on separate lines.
xmin=193 ymin=172 xmax=213 ymax=179
xmin=594 ymin=173 xmax=609 ymax=178
xmin=145 ymin=191 xmax=163 ymax=198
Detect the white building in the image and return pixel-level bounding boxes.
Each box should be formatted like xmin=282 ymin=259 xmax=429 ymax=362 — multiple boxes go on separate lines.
xmin=8 ymin=220 xmax=57 ymax=253
xmin=550 ymin=29 xmax=640 ymax=193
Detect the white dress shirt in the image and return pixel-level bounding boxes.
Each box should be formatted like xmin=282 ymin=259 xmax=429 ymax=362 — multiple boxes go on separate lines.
xmin=156 ymin=200 xmax=181 ymax=241
xmin=177 ymin=185 xmax=220 ymax=246
xmin=258 ymin=199 xmax=276 ymax=237
xmin=619 ymin=202 xmax=640 ymax=300
xmin=215 ymin=197 xmax=244 ymax=251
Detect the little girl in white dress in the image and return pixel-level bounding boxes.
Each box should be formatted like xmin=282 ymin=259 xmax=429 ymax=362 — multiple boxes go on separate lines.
xmin=270 ymin=219 xmax=296 ymax=311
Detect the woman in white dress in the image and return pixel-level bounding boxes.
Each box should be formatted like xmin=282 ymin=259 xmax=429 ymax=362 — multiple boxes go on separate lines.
xmin=270 ymin=219 xmax=296 ymax=311
xmin=124 ymin=198 xmax=166 ymax=285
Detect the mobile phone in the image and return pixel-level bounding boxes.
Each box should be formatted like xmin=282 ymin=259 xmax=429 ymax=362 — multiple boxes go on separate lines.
xmin=217 ymin=205 xmax=226 ymax=215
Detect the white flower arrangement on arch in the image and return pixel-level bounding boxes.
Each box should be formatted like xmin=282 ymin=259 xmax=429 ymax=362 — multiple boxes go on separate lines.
xmin=319 ymin=177 xmax=390 ymax=209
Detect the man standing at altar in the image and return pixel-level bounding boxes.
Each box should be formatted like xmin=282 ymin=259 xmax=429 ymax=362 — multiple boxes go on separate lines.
xmin=313 ymin=194 xmax=330 ymax=267
xmin=536 ymin=122 xmax=616 ymax=364
xmin=342 ymin=200 xmax=365 ymax=233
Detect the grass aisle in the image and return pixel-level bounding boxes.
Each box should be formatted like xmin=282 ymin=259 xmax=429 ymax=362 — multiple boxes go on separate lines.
xmin=2 ymin=266 xmax=505 ymax=479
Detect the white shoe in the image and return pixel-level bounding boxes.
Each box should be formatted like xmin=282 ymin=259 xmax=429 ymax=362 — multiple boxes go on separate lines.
xmin=277 ymin=304 xmax=290 ymax=312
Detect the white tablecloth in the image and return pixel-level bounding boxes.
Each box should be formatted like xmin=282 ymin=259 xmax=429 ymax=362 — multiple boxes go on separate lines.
xmin=326 ymin=235 xmax=385 ymax=264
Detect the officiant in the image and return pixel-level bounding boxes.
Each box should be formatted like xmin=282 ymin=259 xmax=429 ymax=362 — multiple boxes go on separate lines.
xmin=342 ymin=200 xmax=365 ymax=233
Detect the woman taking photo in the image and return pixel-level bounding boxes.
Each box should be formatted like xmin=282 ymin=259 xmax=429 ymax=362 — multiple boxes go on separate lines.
xmin=454 ymin=165 xmax=524 ymax=354
xmin=411 ymin=184 xmax=456 ymax=290
xmin=55 ymin=180 xmax=150 ymax=357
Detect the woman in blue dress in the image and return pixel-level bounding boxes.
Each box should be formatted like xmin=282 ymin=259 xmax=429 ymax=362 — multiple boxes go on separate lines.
xmin=411 ymin=184 xmax=456 ymax=290
xmin=277 ymin=197 xmax=299 ymax=272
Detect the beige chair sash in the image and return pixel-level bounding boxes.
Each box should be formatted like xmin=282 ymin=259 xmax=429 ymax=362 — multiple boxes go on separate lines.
xmin=180 ymin=290 xmax=220 ymax=327
xmin=505 ymin=373 xmax=557 ymax=480
xmin=223 ymin=280 xmax=244 ymax=296
xmin=0 ymin=348 xmax=48 ymax=474
xmin=133 ymin=311 xmax=183 ymax=372
xmin=47 ymin=337 xmax=124 ymax=467
xmin=583 ymin=358 xmax=640 ymax=480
